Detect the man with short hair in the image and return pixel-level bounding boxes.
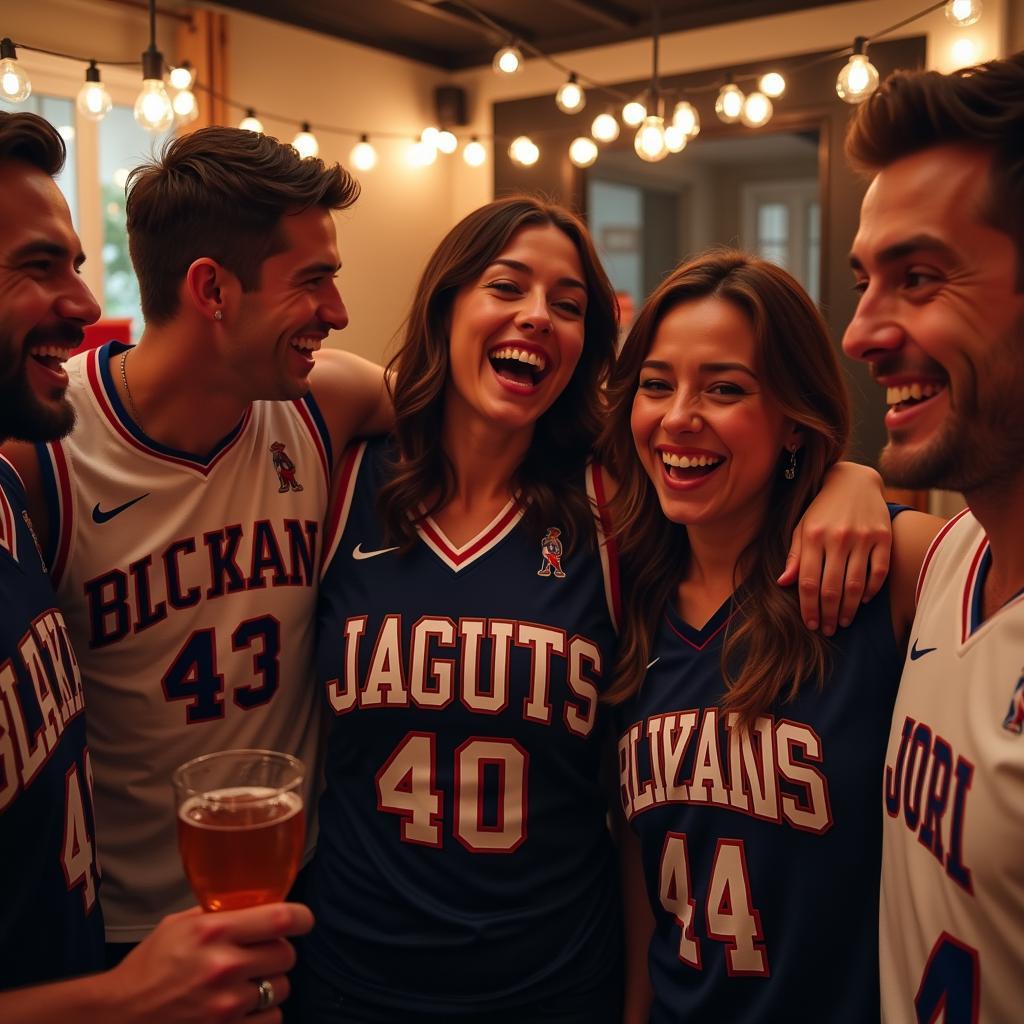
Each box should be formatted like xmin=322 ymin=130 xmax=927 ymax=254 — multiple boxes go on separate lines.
xmin=0 ymin=108 xmax=312 ymax=1022
xmin=843 ymin=53 xmax=1024 ymax=1022
xmin=3 ymin=125 xmax=390 ymax=960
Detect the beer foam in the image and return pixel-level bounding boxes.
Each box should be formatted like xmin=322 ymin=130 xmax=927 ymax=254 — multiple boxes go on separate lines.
xmin=179 ymin=787 xmax=303 ymax=830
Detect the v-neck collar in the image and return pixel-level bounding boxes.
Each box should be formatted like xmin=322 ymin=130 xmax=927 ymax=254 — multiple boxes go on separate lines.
xmin=416 ymin=499 xmax=526 ymax=572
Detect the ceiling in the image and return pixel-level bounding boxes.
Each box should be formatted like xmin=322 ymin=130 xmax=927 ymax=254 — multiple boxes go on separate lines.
xmin=211 ymin=0 xmax=853 ymax=71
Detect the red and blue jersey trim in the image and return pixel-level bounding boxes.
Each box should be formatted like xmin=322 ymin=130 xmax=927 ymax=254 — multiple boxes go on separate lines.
xmin=320 ymin=439 xmax=367 ymax=577
xmin=588 ymin=460 xmax=622 ymax=632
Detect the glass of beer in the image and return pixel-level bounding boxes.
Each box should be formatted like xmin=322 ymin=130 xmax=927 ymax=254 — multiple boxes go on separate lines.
xmin=172 ymin=749 xmax=305 ymax=912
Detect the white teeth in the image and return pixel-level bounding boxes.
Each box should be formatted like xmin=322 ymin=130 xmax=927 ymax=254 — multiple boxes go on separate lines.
xmin=291 ymin=337 xmax=322 ymax=353
xmin=490 ymin=346 xmax=547 ymax=372
xmin=661 ymin=452 xmax=722 ymax=469
xmin=31 ymin=346 xmax=73 ymax=361
xmin=886 ymin=382 xmax=942 ymax=406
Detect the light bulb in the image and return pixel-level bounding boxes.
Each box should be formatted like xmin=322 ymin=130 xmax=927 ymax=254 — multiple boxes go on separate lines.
xmin=77 ymin=63 xmax=111 ymax=122
xmin=556 ymin=74 xmax=585 ymax=114
xmin=634 ymin=115 xmax=668 ymax=163
xmin=946 ymin=0 xmax=982 ymax=26
xmin=740 ymin=91 xmax=773 ymax=128
xmin=568 ymin=136 xmax=598 ymax=167
xmin=508 ymin=135 xmax=539 ymax=167
xmin=715 ymin=82 xmax=744 ymax=123
xmin=421 ymin=126 xmax=440 ymax=148
xmin=622 ymin=99 xmax=647 ymax=126
xmin=493 ymin=44 xmax=523 ymax=75
xmin=112 ymin=167 xmax=131 ymax=190
xmin=591 ymin=112 xmax=620 ymax=143
xmin=463 ymin=138 xmax=487 ymax=167
xmin=292 ymin=124 xmax=319 ymax=159
xmin=836 ymin=41 xmax=880 ymax=104
xmin=407 ymin=138 xmax=437 ymax=167
xmin=172 ymin=88 xmax=198 ymax=123
xmin=134 ymin=79 xmax=174 ymax=132
xmin=57 ymin=125 xmax=75 ymax=142
xmin=759 ymin=71 xmax=786 ymax=98
xmin=350 ymin=135 xmax=377 ymax=172
xmin=0 ymin=39 xmax=31 ymax=102
xmin=168 ymin=63 xmax=195 ymax=90
xmin=436 ymin=129 xmax=458 ymax=155
xmin=671 ymin=100 xmax=700 ymax=139
xmin=239 ymin=109 xmax=264 ymax=133
xmin=664 ymin=124 xmax=687 ymax=153
xmin=951 ymin=37 xmax=978 ymax=66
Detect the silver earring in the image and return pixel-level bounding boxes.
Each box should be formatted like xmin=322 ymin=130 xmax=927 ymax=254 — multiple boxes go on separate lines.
xmin=784 ymin=447 xmax=797 ymax=480
xmin=213 ymin=310 xmax=223 ymax=321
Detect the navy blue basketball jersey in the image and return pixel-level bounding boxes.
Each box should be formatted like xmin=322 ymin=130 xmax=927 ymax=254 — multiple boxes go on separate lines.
xmin=307 ymin=438 xmax=622 ymax=1015
xmin=617 ymin=579 xmax=902 ymax=1023
xmin=0 ymin=456 xmax=104 ymax=989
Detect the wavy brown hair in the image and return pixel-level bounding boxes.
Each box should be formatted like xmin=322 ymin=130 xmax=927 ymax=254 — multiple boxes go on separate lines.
xmin=379 ymin=196 xmax=618 ymax=550
xmin=598 ymin=250 xmax=849 ymax=723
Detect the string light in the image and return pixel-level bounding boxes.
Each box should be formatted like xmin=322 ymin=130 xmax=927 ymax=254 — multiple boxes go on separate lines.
xmin=622 ymin=99 xmax=647 ymax=126
xmin=436 ymin=129 xmax=458 ymax=154
xmin=407 ymin=135 xmax=437 ymax=167
xmin=292 ymin=123 xmax=319 ymax=158
xmin=634 ymin=114 xmax=668 ymax=162
xmin=134 ymin=0 xmax=173 ymax=132
xmin=168 ymin=62 xmax=195 ymax=90
xmin=951 ymin=37 xmax=978 ymax=65
xmin=555 ymin=73 xmax=585 ymax=114
xmin=715 ymin=79 xmax=744 ymax=123
xmin=492 ymin=43 xmax=523 ymax=74
xmin=463 ymin=137 xmax=487 ymax=167
xmin=508 ymin=135 xmax=540 ymax=166
xmin=663 ymin=123 xmax=687 ymax=153
xmin=0 ymin=38 xmax=32 ymax=102
xmin=836 ymin=37 xmax=880 ymax=104
xmin=759 ymin=71 xmax=786 ymax=98
xmin=76 ymin=61 xmax=111 ymax=121
xmin=740 ymin=91 xmax=773 ymax=127
xmin=568 ymin=136 xmax=598 ymax=167
xmin=671 ymin=100 xmax=700 ymax=139
xmin=946 ymin=0 xmax=982 ymax=26
xmin=238 ymin=109 xmax=264 ymax=132
xmin=350 ymin=134 xmax=377 ymax=171
xmin=172 ymin=88 xmax=198 ymax=124
xmin=591 ymin=111 xmax=620 ymax=143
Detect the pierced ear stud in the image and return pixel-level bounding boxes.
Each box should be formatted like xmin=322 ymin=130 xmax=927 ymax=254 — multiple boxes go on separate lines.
xmin=213 ymin=310 xmax=223 ymax=321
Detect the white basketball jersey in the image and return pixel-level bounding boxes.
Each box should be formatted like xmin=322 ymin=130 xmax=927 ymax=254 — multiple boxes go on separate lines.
xmin=37 ymin=343 xmax=331 ymax=941
xmin=879 ymin=509 xmax=1024 ymax=1023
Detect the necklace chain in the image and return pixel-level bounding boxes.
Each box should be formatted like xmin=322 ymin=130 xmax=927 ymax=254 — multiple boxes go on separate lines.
xmin=119 ymin=349 xmax=144 ymax=432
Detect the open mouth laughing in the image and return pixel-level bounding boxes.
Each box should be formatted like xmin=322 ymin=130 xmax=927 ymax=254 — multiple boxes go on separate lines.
xmin=487 ymin=344 xmax=550 ymax=389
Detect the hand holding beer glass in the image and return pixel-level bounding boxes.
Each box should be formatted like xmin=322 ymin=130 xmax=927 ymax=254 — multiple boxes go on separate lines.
xmin=173 ymin=749 xmax=305 ymax=912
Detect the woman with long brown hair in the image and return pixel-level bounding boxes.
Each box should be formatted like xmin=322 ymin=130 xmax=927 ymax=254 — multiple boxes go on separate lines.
xmin=600 ymin=250 xmax=940 ymax=1023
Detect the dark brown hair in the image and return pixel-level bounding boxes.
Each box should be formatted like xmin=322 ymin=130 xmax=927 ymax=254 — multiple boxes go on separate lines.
xmin=846 ymin=52 xmax=1024 ymax=286
xmin=0 ymin=111 xmax=65 ymax=175
xmin=125 ymin=126 xmax=360 ymax=324
xmin=599 ymin=250 xmax=849 ymax=723
xmin=379 ymin=195 xmax=618 ymax=549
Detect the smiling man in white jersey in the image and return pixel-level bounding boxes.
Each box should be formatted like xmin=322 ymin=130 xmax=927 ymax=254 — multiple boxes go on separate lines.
xmin=843 ymin=54 xmax=1024 ymax=1023
xmin=2 ymin=125 xmax=390 ymax=963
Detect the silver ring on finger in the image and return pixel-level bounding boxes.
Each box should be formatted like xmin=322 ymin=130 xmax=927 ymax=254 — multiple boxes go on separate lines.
xmin=255 ymin=978 xmax=275 ymax=1013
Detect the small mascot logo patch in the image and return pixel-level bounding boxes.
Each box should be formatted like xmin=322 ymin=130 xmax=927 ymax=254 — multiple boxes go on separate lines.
xmin=270 ymin=441 xmax=303 ymax=493
xmin=537 ymin=527 xmax=566 ymax=578
xmin=1003 ymin=669 xmax=1024 ymax=734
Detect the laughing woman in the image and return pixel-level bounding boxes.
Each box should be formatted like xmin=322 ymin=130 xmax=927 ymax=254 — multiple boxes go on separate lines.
xmin=600 ymin=251 xmax=941 ymax=1024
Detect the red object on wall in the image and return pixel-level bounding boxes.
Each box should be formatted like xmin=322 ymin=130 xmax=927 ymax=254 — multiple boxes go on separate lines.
xmin=76 ymin=318 xmax=132 ymax=355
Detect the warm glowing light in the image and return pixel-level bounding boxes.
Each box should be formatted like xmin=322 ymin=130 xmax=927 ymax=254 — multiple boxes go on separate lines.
xmin=407 ymin=138 xmax=437 ymax=167
xmin=759 ymin=72 xmax=786 ymax=98
xmin=292 ymin=125 xmax=320 ymax=159
xmin=168 ymin=63 xmax=195 ymax=90
xmin=172 ymin=88 xmax=198 ymax=123
xmin=493 ymin=44 xmax=523 ymax=74
xmin=556 ymin=74 xmax=585 ymax=114
xmin=112 ymin=167 xmax=131 ymax=190
xmin=591 ymin=112 xmax=620 ymax=142
xmin=622 ymin=99 xmax=647 ymax=126
xmin=421 ymin=126 xmax=440 ymax=148
xmin=836 ymin=49 xmax=880 ymax=104
xmin=663 ymin=124 xmax=687 ymax=153
xmin=946 ymin=0 xmax=982 ymax=26
xmin=634 ymin=115 xmax=668 ymax=163
xmin=463 ymin=138 xmax=487 ymax=167
xmin=671 ymin=100 xmax=700 ymax=139
xmin=77 ymin=63 xmax=111 ymax=121
xmin=951 ymin=37 xmax=978 ymax=65
xmin=436 ymin=129 xmax=458 ymax=155
xmin=568 ymin=136 xmax=598 ymax=167
xmin=134 ymin=79 xmax=174 ymax=132
xmin=508 ymin=135 xmax=540 ymax=166
xmin=740 ymin=91 xmax=773 ymax=128
xmin=239 ymin=109 xmax=264 ymax=133
xmin=350 ymin=136 xmax=377 ymax=171
xmin=0 ymin=39 xmax=31 ymax=102
xmin=715 ymin=82 xmax=744 ymax=123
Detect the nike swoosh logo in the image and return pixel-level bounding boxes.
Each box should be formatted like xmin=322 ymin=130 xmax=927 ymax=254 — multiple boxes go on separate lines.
xmin=92 ymin=493 xmax=149 ymax=524
xmin=352 ymin=543 xmax=400 ymax=561
xmin=910 ymin=639 xmax=938 ymax=661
